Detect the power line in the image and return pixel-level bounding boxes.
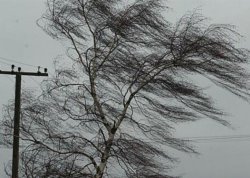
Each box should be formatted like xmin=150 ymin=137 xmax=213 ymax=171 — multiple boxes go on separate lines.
xmin=0 ymin=56 xmax=47 ymax=69
xmin=1 ymin=124 xmax=250 ymax=143
xmin=1 ymin=131 xmax=250 ymax=153
xmin=0 ymin=56 xmax=53 ymax=77
xmin=0 ymin=59 xmax=12 ymax=67
xmin=181 ymin=134 xmax=250 ymax=140
xmin=0 ymin=60 xmax=48 ymax=86
xmin=138 ymin=134 xmax=250 ymax=143
xmin=185 ymin=134 xmax=250 ymax=143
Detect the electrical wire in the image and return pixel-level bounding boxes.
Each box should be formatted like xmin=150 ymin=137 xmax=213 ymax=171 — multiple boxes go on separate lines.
xmin=0 ymin=55 xmax=52 ymax=76
xmin=138 ymin=134 xmax=250 ymax=143
xmin=0 ymin=56 xmax=47 ymax=69
xmin=1 ymin=132 xmax=250 ymax=147
xmin=183 ymin=134 xmax=250 ymax=140
xmin=184 ymin=134 xmax=250 ymax=143
xmin=0 ymin=59 xmax=12 ymax=67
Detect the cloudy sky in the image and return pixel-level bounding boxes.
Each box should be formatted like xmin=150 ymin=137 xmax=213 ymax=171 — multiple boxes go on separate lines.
xmin=0 ymin=0 xmax=250 ymax=177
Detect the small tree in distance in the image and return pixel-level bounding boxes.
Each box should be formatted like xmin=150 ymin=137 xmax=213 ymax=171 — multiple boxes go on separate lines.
xmin=1 ymin=0 xmax=250 ymax=177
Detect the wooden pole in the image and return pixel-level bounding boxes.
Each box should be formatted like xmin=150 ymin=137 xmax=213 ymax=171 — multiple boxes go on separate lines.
xmin=12 ymin=74 xmax=21 ymax=178
xmin=0 ymin=67 xmax=48 ymax=178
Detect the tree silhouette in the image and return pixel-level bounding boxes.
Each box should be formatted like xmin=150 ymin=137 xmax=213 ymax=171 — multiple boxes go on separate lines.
xmin=1 ymin=0 xmax=250 ymax=177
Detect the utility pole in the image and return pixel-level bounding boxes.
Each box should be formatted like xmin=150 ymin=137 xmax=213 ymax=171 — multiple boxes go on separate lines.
xmin=0 ymin=65 xmax=48 ymax=178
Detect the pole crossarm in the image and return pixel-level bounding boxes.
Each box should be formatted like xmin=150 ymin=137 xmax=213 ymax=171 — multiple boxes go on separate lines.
xmin=0 ymin=70 xmax=48 ymax=76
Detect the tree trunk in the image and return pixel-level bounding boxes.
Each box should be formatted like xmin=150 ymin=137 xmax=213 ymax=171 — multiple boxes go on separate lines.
xmin=94 ymin=133 xmax=115 ymax=178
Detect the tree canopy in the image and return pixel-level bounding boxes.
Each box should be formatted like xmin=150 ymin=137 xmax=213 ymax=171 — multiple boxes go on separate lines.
xmin=1 ymin=0 xmax=250 ymax=177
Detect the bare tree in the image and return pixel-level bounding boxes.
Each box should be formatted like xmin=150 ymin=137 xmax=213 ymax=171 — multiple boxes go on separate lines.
xmin=1 ymin=0 xmax=250 ymax=177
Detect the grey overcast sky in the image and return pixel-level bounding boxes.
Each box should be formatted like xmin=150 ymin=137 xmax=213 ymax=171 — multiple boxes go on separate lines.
xmin=0 ymin=0 xmax=250 ymax=178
